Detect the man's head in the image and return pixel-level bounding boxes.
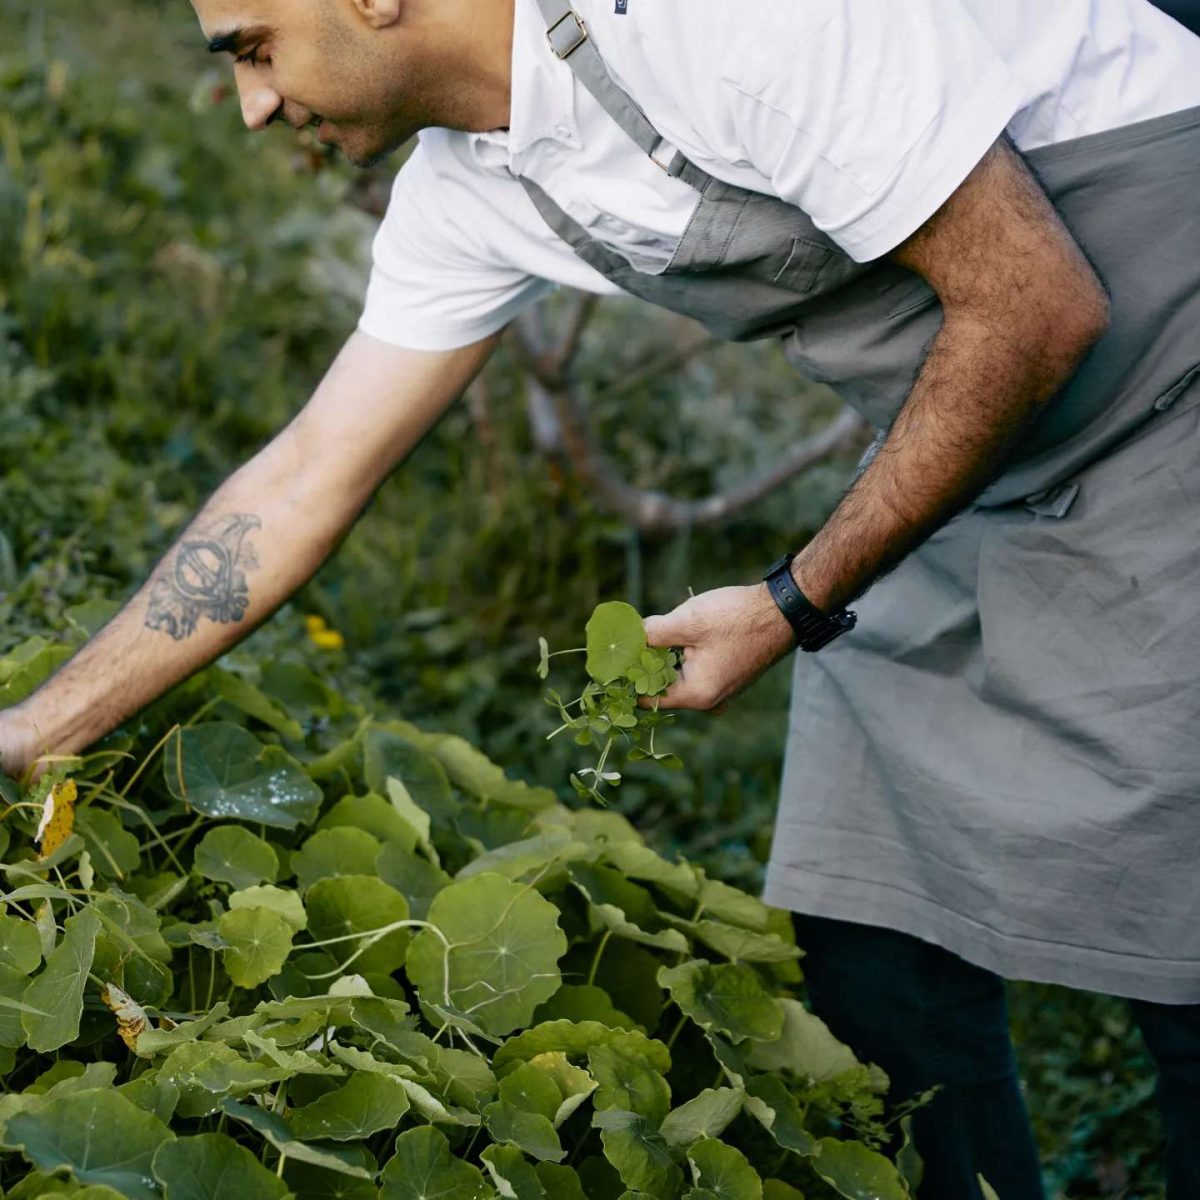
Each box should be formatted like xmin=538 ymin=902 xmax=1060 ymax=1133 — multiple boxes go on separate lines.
xmin=193 ymin=0 xmax=513 ymax=167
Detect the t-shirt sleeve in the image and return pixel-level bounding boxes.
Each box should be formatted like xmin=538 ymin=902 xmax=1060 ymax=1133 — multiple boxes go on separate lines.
xmin=357 ymin=139 xmax=553 ymax=352
xmin=721 ymin=0 xmax=1024 ymax=262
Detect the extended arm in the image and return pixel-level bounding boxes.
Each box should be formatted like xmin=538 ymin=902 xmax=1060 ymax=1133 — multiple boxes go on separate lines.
xmin=645 ymin=138 xmax=1111 ymax=709
xmin=0 ymin=331 xmax=498 ymax=776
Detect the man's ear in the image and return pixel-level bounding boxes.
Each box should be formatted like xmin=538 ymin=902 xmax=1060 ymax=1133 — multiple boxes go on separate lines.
xmin=351 ymin=0 xmax=403 ymax=30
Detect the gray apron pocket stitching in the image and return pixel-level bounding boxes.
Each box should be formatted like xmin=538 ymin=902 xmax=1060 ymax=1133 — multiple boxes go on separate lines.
xmin=772 ymin=235 xmax=834 ymax=295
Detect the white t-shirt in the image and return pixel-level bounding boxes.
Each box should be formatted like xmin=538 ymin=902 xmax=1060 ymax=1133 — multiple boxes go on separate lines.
xmin=359 ymin=0 xmax=1200 ymax=352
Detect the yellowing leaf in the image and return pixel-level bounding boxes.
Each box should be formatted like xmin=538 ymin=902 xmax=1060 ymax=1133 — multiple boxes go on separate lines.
xmin=101 ymin=982 xmax=150 ymax=1056
xmin=36 ymin=779 xmax=77 ymax=859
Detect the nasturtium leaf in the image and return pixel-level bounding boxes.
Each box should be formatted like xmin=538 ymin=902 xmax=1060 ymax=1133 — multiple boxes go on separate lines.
xmin=380 ymin=1126 xmax=491 ymax=1200
xmin=376 ymin=842 xmax=452 ymax=920
xmin=384 ymin=721 xmax=556 ymax=814
xmin=598 ymin=841 xmax=699 ymax=902
xmin=495 ymin=1021 xmax=670 ymax=1075
xmin=532 ymin=984 xmax=638 ymax=1033
xmin=481 ymin=1143 xmax=547 ymax=1199
xmin=586 ymin=603 xmax=646 ymax=684
xmin=194 ymin=825 xmax=279 ymax=889
xmin=305 ymin=874 xmax=411 ymax=974
xmin=484 ymin=1100 xmax=565 ymax=1163
xmin=499 ymin=1061 xmax=563 ymax=1121
xmin=762 ymin=1183 xmax=806 ymax=1200
xmin=219 ymin=1099 xmax=375 ymax=1178
xmin=290 ymin=1072 xmax=411 ymax=1142
xmin=209 ymin=667 xmax=305 ymax=742
xmin=118 ymin=1074 xmax=181 ymax=1125
xmin=165 ymin=723 xmax=322 ymax=830
xmin=742 ymin=1076 xmax=817 ymax=1157
xmin=0 ymin=914 xmax=41 ymax=974
xmin=283 ymin=1157 xmax=379 ymax=1200
xmin=217 ymin=905 xmax=294 ymax=988
xmin=0 ymin=963 xmax=40 ymax=1046
xmin=158 ymin=1041 xmax=290 ymax=1118
xmin=458 ymin=830 xmax=591 ymax=883
xmin=318 ymin=793 xmax=418 ymax=850
xmin=694 ymin=879 xmax=770 ymax=933
xmin=660 ymin=1088 xmax=745 ymax=1150
xmin=364 ymin=731 xmax=454 ymax=821
xmin=746 ymin=999 xmax=859 ymax=1083
xmin=686 ymin=1139 xmax=763 ymax=1200
xmin=521 ymin=1052 xmax=597 ymax=1127
xmin=406 ymin=873 xmax=567 ymax=1037
xmin=433 ymin=1045 xmax=500 ymax=1111
xmin=978 ymin=1176 xmax=1001 ymax=1200
xmin=593 ymin=1110 xmax=682 ymax=1200
xmin=809 ymin=1138 xmax=910 ymax=1200
xmin=135 ymin=1003 xmax=231 ymax=1056
xmin=242 ymin=1030 xmax=343 ymax=1076
xmin=294 ymin=828 xmax=382 ymax=892
xmin=680 ymin=920 xmax=802 ymax=966
xmin=152 ymin=1132 xmax=289 ymax=1200
xmin=536 ymin=1163 xmax=588 ymax=1200
xmin=229 ymin=884 xmax=307 ymax=932
xmin=569 ymin=864 xmax=688 ymax=954
xmin=75 ymin=808 xmax=142 ymax=878
xmin=385 ymin=777 xmax=439 ymax=861
xmin=658 ymin=961 xmax=784 ymax=1045
xmin=22 ymin=908 xmax=100 ymax=1053
xmin=589 ymin=1043 xmax=671 ymax=1126
xmin=4 ymin=1089 xmax=174 ymax=1200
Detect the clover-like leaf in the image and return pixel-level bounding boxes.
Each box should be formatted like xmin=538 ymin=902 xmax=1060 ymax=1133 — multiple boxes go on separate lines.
xmin=537 ymin=637 xmax=552 ymax=681
xmin=406 ymin=873 xmax=566 ymax=1037
xmin=380 ymin=1126 xmax=491 ymax=1200
xmin=194 ymin=825 xmax=279 ymax=890
xmin=152 ymin=1132 xmax=289 ymax=1200
xmin=217 ymin=905 xmax=294 ymax=988
xmin=585 ymin=603 xmax=647 ymax=684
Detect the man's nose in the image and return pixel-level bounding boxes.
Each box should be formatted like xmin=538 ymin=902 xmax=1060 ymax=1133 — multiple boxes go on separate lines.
xmin=237 ymin=80 xmax=283 ymax=131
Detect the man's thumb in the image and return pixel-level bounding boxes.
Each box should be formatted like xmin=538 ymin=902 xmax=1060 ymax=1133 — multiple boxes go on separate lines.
xmin=643 ymin=610 xmax=691 ymax=648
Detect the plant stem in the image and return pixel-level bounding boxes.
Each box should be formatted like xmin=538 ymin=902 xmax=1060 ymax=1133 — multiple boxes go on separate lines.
xmin=587 ymin=931 xmax=612 ymax=988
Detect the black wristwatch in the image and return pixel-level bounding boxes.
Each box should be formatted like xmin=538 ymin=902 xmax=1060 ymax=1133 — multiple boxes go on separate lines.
xmin=762 ymin=554 xmax=857 ymax=652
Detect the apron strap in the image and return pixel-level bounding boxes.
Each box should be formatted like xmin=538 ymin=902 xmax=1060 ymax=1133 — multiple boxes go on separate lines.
xmin=534 ymin=0 xmax=711 ymax=189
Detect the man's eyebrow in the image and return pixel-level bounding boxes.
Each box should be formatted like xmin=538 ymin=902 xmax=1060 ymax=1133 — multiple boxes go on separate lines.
xmin=206 ymin=25 xmax=269 ymax=55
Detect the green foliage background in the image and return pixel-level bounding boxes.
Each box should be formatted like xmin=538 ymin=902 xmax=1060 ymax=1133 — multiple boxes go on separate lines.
xmin=0 ymin=1 xmax=1168 ymax=1196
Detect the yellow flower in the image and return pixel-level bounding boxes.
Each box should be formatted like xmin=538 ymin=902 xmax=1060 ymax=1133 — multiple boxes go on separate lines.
xmin=305 ymin=615 xmax=345 ymax=651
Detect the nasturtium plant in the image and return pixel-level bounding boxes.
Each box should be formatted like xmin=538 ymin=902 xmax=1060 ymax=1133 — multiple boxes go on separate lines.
xmin=540 ymin=602 xmax=684 ymax=805
xmin=0 ymin=630 xmax=926 ymax=1198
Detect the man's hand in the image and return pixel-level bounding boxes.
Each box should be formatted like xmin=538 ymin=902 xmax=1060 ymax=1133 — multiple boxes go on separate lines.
xmin=641 ymin=585 xmax=795 ymax=712
xmin=0 ymin=705 xmax=42 ymax=785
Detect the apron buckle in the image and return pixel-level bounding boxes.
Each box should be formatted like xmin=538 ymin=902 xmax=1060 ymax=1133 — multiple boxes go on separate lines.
xmin=547 ymin=11 xmax=589 ymax=59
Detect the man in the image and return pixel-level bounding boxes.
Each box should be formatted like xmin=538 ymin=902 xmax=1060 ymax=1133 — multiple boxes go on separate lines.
xmin=2 ymin=0 xmax=1199 ymax=1192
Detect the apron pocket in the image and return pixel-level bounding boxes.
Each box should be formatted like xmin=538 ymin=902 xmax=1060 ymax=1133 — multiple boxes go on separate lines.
xmin=772 ymin=236 xmax=834 ymax=295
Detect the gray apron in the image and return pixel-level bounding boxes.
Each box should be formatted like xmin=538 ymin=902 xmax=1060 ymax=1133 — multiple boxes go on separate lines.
xmin=532 ymin=0 xmax=1200 ymax=1002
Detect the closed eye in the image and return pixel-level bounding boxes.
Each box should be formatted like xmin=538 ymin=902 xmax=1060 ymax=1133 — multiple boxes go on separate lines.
xmin=235 ymin=49 xmax=270 ymax=68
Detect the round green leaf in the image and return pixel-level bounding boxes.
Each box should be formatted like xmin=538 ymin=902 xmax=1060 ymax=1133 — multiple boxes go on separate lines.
xmin=532 ymin=984 xmax=639 ymax=1032
xmin=294 ymin=828 xmax=382 ymax=892
xmin=0 ymin=963 xmax=35 ymax=1047
xmin=194 ymin=826 xmax=279 ymax=889
xmin=481 ymin=1144 xmax=545 ymax=1200
xmin=282 ymin=1159 xmax=379 ymax=1200
xmin=229 ymin=884 xmax=307 ymax=933
xmin=589 ymin=1043 xmax=671 ymax=1126
xmin=594 ymin=1110 xmax=682 ymax=1200
xmin=406 ymin=872 xmax=566 ymax=1037
xmin=75 ymin=808 xmax=142 ymax=878
xmin=380 ymin=1126 xmax=491 ymax=1200
xmin=483 ymin=1099 xmax=565 ymax=1163
xmin=318 ymin=793 xmax=419 ymax=849
xmin=0 ymin=914 xmax=42 ymax=974
xmin=586 ymin=602 xmax=647 ymax=683
xmin=686 ymin=1140 xmax=762 ymax=1200
xmin=22 ymin=909 xmax=101 ymax=1053
xmin=152 ymin=1133 xmax=289 ymax=1200
xmin=660 ymin=1088 xmax=745 ymax=1151
xmin=376 ymin=842 xmax=452 ymax=920
xmin=494 ymin=1021 xmax=670 ymax=1075
xmin=658 ymin=961 xmax=783 ymax=1044
xmin=5 ymin=1089 xmax=174 ymax=1200
xmin=216 ymin=906 xmax=294 ymax=988
xmin=290 ymin=1072 xmax=411 ymax=1142
xmin=165 ymin=723 xmax=322 ymax=830
xmin=159 ymin=1042 xmax=290 ymax=1119
xmin=810 ymin=1138 xmax=911 ymax=1200
xmin=746 ymin=998 xmax=859 ymax=1083
xmin=305 ymin=874 xmax=411 ymax=974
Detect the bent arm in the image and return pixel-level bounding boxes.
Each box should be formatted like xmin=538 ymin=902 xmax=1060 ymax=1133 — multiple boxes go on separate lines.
xmin=1 ymin=330 xmax=498 ymax=777
xmin=789 ymin=137 xmax=1111 ymax=613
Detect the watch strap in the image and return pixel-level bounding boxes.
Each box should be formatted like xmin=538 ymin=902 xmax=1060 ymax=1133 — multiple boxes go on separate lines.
xmin=762 ymin=555 xmax=857 ymax=652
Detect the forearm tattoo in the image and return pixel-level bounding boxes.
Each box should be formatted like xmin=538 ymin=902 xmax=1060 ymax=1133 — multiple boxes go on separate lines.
xmin=145 ymin=513 xmax=262 ymax=642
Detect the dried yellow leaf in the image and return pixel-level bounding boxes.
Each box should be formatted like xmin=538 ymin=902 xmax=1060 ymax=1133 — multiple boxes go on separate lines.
xmin=35 ymin=779 xmax=77 ymax=859
xmin=101 ymin=982 xmax=150 ymax=1055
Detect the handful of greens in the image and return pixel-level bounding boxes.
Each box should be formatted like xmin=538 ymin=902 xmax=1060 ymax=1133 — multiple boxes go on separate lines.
xmin=539 ymin=601 xmax=683 ymax=804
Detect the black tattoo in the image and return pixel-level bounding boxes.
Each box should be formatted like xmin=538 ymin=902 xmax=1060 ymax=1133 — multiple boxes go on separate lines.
xmin=145 ymin=513 xmax=262 ymax=641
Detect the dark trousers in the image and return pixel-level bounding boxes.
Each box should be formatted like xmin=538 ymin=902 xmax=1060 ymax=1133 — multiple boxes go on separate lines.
xmin=793 ymin=914 xmax=1200 ymax=1198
